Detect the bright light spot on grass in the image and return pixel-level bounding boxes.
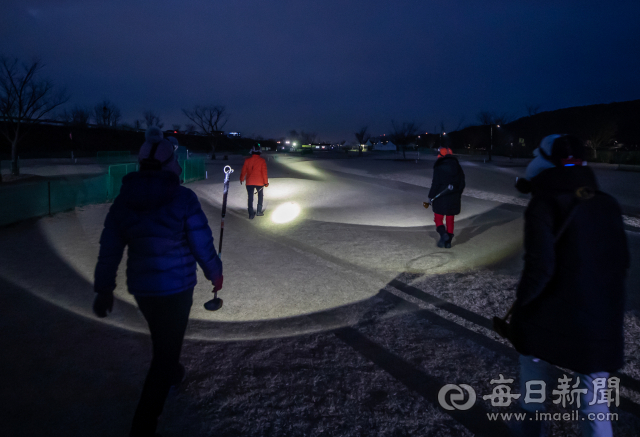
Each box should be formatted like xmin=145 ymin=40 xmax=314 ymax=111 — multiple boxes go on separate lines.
xmin=272 ymin=202 xmax=300 ymax=223
xmin=265 ymin=183 xmax=297 ymax=200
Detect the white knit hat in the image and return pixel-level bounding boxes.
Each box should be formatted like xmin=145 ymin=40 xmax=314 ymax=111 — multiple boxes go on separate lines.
xmin=525 ymin=134 xmax=562 ymax=180
xmin=138 ymin=137 xmax=182 ymax=177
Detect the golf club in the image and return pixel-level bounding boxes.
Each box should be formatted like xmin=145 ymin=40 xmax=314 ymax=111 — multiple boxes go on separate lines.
xmin=423 ymin=184 xmax=454 ymax=209
xmin=204 ymin=165 xmax=234 ymax=311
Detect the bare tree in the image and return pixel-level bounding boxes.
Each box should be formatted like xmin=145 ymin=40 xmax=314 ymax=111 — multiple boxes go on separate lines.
xmin=477 ymin=110 xmax=510 ymax=126
xmin=184 ymin=123 xmax=196 ymax=134
xmin=94 ymin=100 xmax=121 ymax=127
xmin=354 ymin=126 xmax=371 ymax=146
xmin=389 ymin=120 xmax=420 ymax=159
xmin=585 ymin=121 xmax=617 ymax=159
xmin=286 ymin=129 xmax=316 ymax=145
xmin=477 ymin=111 xmax=495 ymax=125
xmin=171 ymin=124 xmax=181 ymax=132
xmin=0 ymin=57 xmax=69 ymax=175
xmin=60 ymin=106 xmax=91 ymax=127
xmin=493 ymin=113 xmax=510 ymax=125
xmin=300 ymin=131 xmax=317 ymax=145
xmin=183 ymin=105 xmax=228 ymax=133
xmin=134 ymin=119 xmax=144 ymax=130
xmin=182 ymin=105 xmax=228 ymax=158
xmin=525 ymin=104 xmax=541 ymax=117
xmin=143 ymin=110 xmax=163 ymax=128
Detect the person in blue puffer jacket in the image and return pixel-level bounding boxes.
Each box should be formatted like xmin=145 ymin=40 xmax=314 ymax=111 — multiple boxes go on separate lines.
xmin=93 ymin=126 xmax=223 ymax=437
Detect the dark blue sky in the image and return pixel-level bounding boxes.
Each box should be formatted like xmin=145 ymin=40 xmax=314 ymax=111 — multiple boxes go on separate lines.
xmin=2 ymin=0 xmax=640 ymax=142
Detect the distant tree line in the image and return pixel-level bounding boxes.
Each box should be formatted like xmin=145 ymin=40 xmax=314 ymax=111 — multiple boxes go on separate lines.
xmin=0 ymin=56 xmax=238 ymax=176
xmin=357 ymin=101 xmax=640 ymax=161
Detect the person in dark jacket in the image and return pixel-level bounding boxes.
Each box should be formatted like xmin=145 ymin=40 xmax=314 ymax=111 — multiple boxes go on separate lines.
xmin=511 ymin=135 xmax=629 ymax=437
xmin=93 ymin=126 xmax=223 ymax=437
xmin=428 ymin=147 xmax=465 ymax=248
xmin=240 ymin=144 xmax=269 ymax=219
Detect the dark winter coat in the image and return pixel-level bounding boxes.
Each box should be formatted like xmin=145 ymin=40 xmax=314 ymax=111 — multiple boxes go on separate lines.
xmin=428 ymin=155 xmax=465 ymax=215
xmin=94 ymin=170 xmax=222 ymax=297
xmin=510 ymin=166 xmax=629 ymax=374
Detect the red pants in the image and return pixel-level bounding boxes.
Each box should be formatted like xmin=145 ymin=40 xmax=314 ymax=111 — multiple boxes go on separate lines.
xmin=434 ymin=214 xmax=454 ymax=234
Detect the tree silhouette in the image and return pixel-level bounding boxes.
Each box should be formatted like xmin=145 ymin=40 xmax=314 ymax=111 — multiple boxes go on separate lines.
xmin=389 ymin=120 xmax=419 ymax=159
xmin=182 ymin=105 xmax=229 ymax=158
xmin=0 ymin=57 xmax=69 ymax=176
xmin=60 ymin=106 xmax=91 ymax=127
xmin=143 ymin=110 xmax=163 ymax=128
xmin=94 ymin=100 xmax=121 ymax=127
xmin=354 ymin=126 xmax=371 ymax=146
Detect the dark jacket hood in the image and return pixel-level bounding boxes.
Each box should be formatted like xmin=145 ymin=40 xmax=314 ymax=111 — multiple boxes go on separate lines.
xmin=433 ymin=155 xmax=462 ymax=176
xmin=119 ymin=170 xmax=181 ymax=211
xmin=530 ymin=165 xmax=598 ymax=197
xmin=434 ymin=154 xmax=459 ymax=165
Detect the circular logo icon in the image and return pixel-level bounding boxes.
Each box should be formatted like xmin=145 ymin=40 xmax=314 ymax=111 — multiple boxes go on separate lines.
xmin=438 ymin=384 xmax=477 ymax=411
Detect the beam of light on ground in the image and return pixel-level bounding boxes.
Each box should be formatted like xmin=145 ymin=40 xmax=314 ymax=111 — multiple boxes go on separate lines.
xmin=273 ymin=157 xmax=328 ymax=179
xmin=271 ymin=202 xmax=301 ymax=223
xmin=262 ymin=183 xmax=298 ymax=200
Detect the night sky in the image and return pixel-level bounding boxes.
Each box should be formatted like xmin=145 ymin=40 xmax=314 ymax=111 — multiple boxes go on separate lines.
xmin=2 ymin=0 xmax=640 ymax=142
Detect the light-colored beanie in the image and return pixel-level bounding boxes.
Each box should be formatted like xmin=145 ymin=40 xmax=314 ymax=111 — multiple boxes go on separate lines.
xmin=525 ymin=134 xmax=561 ymax=180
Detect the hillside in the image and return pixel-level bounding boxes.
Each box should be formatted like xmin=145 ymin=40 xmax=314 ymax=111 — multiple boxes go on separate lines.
xmin=419 ymin=99 xmax=640 ymax=158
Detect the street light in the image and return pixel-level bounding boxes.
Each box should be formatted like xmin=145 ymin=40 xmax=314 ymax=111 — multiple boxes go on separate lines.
xmin=489 ymin=124 xmax=500 ymax=162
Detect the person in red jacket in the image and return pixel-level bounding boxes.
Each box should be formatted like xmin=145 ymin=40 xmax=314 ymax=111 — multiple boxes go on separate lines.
xmin=240 ymin=144 xmax=269 ymax=219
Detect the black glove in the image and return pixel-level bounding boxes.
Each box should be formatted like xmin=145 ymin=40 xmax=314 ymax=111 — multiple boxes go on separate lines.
xmin=93 ymin=293 xmax=114 ymax=318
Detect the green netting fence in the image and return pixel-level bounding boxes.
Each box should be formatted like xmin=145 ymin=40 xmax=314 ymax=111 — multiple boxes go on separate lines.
xmin=108 ymin=163 xmax=138 ymax=199
xmin=1 ymin=158 xmax=207 ymax=227
xmin=180 ymin=158 xmax=206 ymax=183
xmin=0 ymin=173 xmax=110 ymax=227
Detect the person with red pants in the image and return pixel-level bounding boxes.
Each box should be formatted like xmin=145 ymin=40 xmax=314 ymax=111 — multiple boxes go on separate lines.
xmin=240 ymin=144 xmax=269 ymax=219
xmin=428 ymin=147 xmax=465 ymax=248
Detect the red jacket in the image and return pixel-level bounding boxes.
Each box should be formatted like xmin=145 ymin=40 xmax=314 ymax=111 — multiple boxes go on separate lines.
xmin=240 ymin=154 xmax=268 ymax=186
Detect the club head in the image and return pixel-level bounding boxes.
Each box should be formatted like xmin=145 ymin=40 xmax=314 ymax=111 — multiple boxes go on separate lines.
xmin=204 ymin=297 xmax=223 ymax=311
xmin=423 ymin=201 xmax=430 ymax=209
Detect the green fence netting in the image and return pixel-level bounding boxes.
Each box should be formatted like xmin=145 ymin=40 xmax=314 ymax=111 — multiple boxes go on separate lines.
xmin=97 ymin=151 xmax=133 ymax=164
xmin=0 ymin=158 xmax=207 ymax=227
xmin=179 ymin=158 xmax=206 ymax=183
xmin=0 ymin=173 xmax=110 ymax=227
xmin=108 ymin=163 xmax=138 ymax=199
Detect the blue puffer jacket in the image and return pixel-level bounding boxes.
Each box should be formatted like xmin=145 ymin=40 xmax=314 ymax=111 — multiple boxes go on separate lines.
xmin=94 ymin=170 xmax=222 ymax=297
